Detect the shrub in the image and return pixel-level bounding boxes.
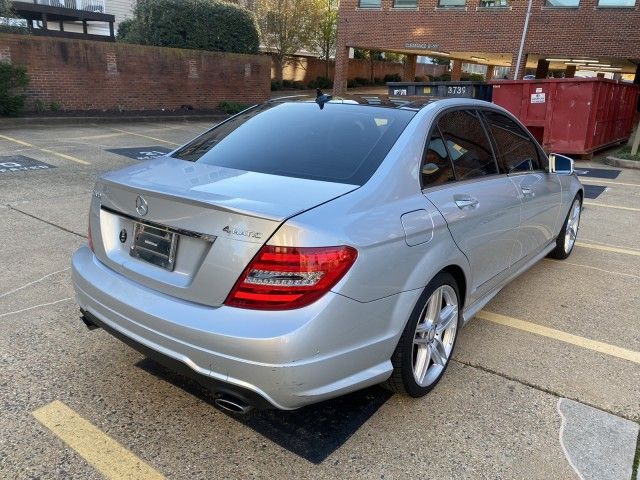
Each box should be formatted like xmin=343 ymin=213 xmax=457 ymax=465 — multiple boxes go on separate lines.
xmin=118 ymin=0 xmax=259 ymax=54
xmin=280 ymin=79 xmax=307 ymax=90
xmin=270 ymin=80 xmax=282 ymax=91
xmin=34 ymin=99 xmax=46 ymax=113
xmin=218 ymin=101 xmax=251 ymax=115
xmin=346 ymin=79 xmax=357 ymax=88
xmin=353 ymin=76 xmax=371 ymax=86
xmin=50 ymin=100 xmax=62 ymax=112
xmin=461 ymin=72 xmax=486 ymax=82
xmin=0 ymin=63 xmax=29 ymax=117
xmin=308 ymin=76 xmax=333 ymax=89
xmin=383 ymin=73 xmax=402 ymax=83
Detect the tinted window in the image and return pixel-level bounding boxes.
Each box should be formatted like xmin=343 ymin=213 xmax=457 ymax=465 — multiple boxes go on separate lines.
xmin=422 ymin=132 xmax=455 ymax=187
xmin=437 ymin=110 xmax=498 ymax=180
xmin=483 ymin=111 xmax=541 ymax=173
xmin=359 ymin=0 xmax=381 ymax=6
xmin=172 ymin=102 xmax=415 ymax=185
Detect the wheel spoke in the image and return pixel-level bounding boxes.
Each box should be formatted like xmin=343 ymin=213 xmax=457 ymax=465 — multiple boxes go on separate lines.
xmin=414 ymin=336 xmax=429 ymax=346
xmin=436 ymin=305 xmax=457 ymax=334
xmin=430 ymin=337 xmax=448 ymax=366
xmin=425 ymin=287 xmax=443 ymax=322
xmin=415 ymin=322 xmax=429 ymax=334
xmin=414 ymin=345 xmax=430 ymax=384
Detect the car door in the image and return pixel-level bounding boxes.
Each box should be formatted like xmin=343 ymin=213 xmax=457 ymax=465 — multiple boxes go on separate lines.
xmin=422 ymin=109 xmax=521 ymax=304
xmin=482 ymin=110 xmax=562 ymax=261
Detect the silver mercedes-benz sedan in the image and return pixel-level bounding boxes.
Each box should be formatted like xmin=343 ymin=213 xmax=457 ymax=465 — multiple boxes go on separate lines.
xmin=72 ymin=95 xmax=583 ymax=412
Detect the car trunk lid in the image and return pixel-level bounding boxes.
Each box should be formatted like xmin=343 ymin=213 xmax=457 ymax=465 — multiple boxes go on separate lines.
xmin=90 ymin=158 xmax=358 ymax=307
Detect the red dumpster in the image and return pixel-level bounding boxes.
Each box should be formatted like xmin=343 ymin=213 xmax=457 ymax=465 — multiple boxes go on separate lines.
xmin=490 ymin=78 xmax=639 ymax=156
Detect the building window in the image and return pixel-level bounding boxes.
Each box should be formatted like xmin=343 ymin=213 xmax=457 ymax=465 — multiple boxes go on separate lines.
xmin=438 ymin=0 xmax=466 ymax=6
xmin=597 ymin=0 xmax=635 ymax=6
xmin=394 ymin=0 xmax=418 ymax=6
xmin=480 ymin=0 xmax=509 ymax=6
xmin=359 ymin=0 xmax=381 ymax=7
xmin=546 ymin=0 xmax=580 ymax=6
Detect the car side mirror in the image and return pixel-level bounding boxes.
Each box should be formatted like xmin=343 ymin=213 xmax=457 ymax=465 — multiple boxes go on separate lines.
xmin=548 ymin=153 xmax=574 ymax=175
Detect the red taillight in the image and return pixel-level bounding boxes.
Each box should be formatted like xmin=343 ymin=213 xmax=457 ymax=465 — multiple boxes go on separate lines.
xmin=87 ymin=221 xmax=94 ymax=252
xmin=225 ymin=245 xmax=357 ymax=310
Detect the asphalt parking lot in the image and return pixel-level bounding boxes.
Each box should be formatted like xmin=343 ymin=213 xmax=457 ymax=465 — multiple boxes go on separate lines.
xmin=0 ymin=119 xmax=639 ymax=480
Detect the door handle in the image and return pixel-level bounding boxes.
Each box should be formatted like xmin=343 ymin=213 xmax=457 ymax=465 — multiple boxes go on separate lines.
xmin=521 ymin=186 xmax=534 ymax=197
xmin=454 ymin=195 xmax=479 ymax=209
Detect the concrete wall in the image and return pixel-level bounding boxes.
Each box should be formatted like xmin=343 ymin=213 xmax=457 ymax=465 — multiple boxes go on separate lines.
xmin=0 ymin=33 xmax=271 ymax=112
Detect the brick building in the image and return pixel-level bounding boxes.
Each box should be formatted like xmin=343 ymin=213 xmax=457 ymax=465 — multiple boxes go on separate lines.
xmin=333 ymin=0 xmax=640 ymax=92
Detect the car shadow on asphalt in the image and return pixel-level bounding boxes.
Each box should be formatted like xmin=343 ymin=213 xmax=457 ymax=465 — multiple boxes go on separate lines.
xmin=136 ymin=358 xmax=393 ymax=464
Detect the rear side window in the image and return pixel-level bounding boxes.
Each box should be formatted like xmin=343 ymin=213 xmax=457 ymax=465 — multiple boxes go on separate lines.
xmin=421 ymin=132 xmax=455 ymax=187
xmin=483 ymin=111 xmax=541 ymax=173
xmin=437 ymin=110 xmax=498 ymax=181
xmin=172 ymin=102 xmax=415 ymax=185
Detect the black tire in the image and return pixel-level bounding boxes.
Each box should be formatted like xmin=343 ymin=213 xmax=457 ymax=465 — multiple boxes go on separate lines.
xmin=382 ymin=271 xmax=462 ymax=397
xmin=548 ymin=195 xmax=582 ymax=260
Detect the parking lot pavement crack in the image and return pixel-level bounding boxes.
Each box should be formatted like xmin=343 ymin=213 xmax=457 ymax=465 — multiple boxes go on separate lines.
xmin=0 ymin=267 xmax=71 ymax=299
xmin=557 ymin=398 xmax=639 ymax=480
xmin=6 ymin=204 xmax=86 ymax=239
xmin=451 ymin=358 xmax=639 ymax=423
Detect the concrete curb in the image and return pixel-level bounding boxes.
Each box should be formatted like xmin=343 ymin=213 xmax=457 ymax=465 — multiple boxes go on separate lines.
xmin=605 ymin=156 xmax=640 ymax=170
xmin=0 ymin=114 xmax=229 ymax=128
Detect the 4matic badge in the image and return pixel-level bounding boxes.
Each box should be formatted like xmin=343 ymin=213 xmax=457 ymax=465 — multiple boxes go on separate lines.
xmin=222 ymin=226 xmax=262 ymax=240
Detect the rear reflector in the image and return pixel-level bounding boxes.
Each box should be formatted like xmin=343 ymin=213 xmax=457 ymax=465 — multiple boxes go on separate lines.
xmin=225 ymin=245 xmax=357 ymax=310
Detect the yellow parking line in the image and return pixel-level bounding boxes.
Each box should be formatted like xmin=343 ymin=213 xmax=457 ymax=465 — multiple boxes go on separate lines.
xmin=583 ymin=201 xmax=640 ymax=212
xmin=0 ymin=134 xmax=90 ymax=165
xmin=110 ymin=128 xmax=180 ymax=146
xmin=33 ymin=401 xmax=164 ymax=480
xmin=477 ymin=311 xmax=640 ymax=365
xmin=580 ymin=179 xmax=640 ymax=188
xmin=575 ymin=241 xmax=640 ymax=257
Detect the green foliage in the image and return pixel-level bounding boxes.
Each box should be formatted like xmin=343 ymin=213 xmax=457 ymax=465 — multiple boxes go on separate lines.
xmin=118 ymin=0 xmax=259 ymax=54
xmin=383 ymin=73 xmax=402 ymax=83
xmin=34 ymin=99 xmax=46 ymax=113
xmin=307 ymin=76 xmax=333 ymax=89
xmin=116 ymin=18 xmax=137 ymax=42
xmin=462 ymin=72 xmax=486 ymax=82
xmin=218 ymin=101 xmax=251 ymax=115
xmin=50 ymin=100 xmax=62 ymax=112
xmin=0 ymin=63 xmax=29 ymax=117
xmin=613 ymin=145 xmax=640 ymax=161
xmin=307 ymin=0 xmax=338 ymax=77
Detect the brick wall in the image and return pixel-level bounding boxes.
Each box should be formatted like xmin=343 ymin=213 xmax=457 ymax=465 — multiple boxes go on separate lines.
xmin=334 ymin=0 xmax=640 ymax=90
xmin=274 ymin=54 xmax=446 ymax=83
xmin=0 ymin=33 xmax=271 ymax=112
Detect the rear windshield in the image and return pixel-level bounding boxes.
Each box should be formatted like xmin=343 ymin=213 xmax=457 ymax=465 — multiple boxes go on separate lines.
xmin=171 ymin=102 xmax=415 ymax=185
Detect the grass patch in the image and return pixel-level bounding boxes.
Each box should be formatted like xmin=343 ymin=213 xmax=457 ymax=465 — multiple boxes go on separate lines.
xmin=612 ymin=145 xmax=640 ymax=161
xmin=218 ymin=101 xmax=252 ymax=115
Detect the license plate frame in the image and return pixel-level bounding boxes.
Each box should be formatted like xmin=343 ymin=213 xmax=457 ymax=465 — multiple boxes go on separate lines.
xmin=129 ymin=222 xmax=179 ymax=271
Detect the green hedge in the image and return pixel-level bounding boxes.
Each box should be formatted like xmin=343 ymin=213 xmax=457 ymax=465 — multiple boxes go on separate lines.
xmin=0 ymin=63 xmax=29 ymax=117
xmin=118 ymin=0 xmax=259 ymax=54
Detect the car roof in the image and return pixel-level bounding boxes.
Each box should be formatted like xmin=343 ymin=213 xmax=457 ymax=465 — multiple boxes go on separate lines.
xmin=267 ymin=93 xmax=494 ymax=112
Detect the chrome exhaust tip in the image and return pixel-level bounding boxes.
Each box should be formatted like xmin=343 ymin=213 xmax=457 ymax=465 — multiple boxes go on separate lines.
xmin=214 ymin=395 xmax=253 ymax=415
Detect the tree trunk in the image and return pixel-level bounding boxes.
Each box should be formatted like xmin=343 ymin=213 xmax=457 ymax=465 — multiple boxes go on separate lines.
xmin=369 ymin=50 xmax=375 ymax=83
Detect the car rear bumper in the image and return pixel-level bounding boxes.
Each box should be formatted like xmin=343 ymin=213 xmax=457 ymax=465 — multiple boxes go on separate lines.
xmin=72 ymin=247 xmax=420 ymax=409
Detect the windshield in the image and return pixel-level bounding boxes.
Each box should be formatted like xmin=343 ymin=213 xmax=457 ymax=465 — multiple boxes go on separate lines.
xmin=172 ymin=102 xmax=415 ymax=185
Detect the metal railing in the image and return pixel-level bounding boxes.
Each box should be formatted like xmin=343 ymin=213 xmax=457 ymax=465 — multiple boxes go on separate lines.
xmin=34 ymin=0 xmax=106 ymax=13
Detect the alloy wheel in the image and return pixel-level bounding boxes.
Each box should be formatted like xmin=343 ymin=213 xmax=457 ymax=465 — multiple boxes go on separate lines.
xmin=564 ymin=199 xmax=581 ymax=254
xmin=412 ymin=285 xmax=458 ymax=387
